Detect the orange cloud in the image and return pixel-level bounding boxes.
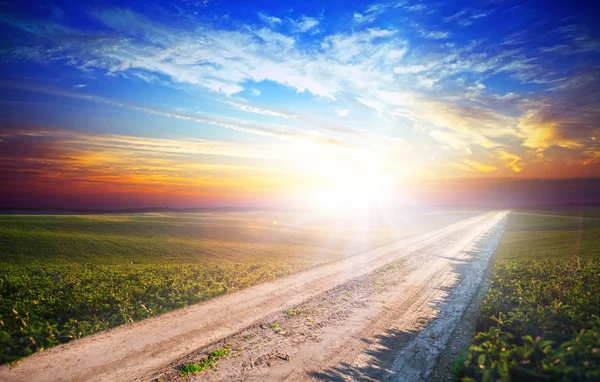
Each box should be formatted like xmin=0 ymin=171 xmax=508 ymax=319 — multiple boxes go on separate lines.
xmin=518 ymin=110 xmax=583 ymax=152
xmin=499 ymin=151 xmax=523 ymax=173
xmin=454 ymin=160 xmax=498 ymax=173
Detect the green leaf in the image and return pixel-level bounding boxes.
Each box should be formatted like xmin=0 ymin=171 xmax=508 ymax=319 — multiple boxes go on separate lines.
xmin=478 ymin=354 xmax=486 ymax=366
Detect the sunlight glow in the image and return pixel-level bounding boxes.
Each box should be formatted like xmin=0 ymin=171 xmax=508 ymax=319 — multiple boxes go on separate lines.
xmin=313 ymin=173 xmax=394 ymax=212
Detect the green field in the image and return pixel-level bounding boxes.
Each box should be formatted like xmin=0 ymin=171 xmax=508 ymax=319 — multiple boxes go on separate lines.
xmin=459 ymin=209 xmax=600 ymax=381
xmin=0 ymin=209 xmax=475 ymax=364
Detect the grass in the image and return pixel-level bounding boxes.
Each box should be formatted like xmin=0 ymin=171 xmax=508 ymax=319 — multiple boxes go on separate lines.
xmin=179 ymin=362 xmax=205 ymax=376
xmin=179 ymin=346 xmax=231 ymax=375
xmin=285 ymin=309 xmax=303 ymax=317
xmin=208 ymin=347 xmax=231 ymax=358
xmin=0 ymin=209 xmax=477 ymax=364
xmin=459 ymin=209 xmax=600 ymax=381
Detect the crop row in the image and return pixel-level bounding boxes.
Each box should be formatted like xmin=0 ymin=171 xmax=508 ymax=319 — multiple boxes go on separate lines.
xmin=0 ymin=260 xmax=317 ymax=363
xmin=459 ymin=258 xmax=600 ymax=381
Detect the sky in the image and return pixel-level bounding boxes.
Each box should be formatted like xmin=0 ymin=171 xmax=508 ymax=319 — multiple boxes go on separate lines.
xmin=0 ymin=0 xmax=599 ymax=209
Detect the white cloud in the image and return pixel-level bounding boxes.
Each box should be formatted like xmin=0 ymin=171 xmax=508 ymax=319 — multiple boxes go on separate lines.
xmin=204 ymin=80 xmax=244 ymax=95
xmin=225 ymin=100 xmax=295 ymax=119
xmin=251 ymin=88 xmax=261 ymax=96
xmin=405 ymin=4 xmax=427 ymax=12
xmin=254 ymin=28 xmax=295 ymax=49
xmin=72 ymin=84 xmax=87 ymax=89
xmin=291 ymin=15 xmax=319 ymax=32
xmin=334 ymin=109 xmax=350 ymax=117
xmin=388 ymin=48 xmax=408 ymax=60
xmin=443 ymin=9 xmax=468 ymax=22
xmin=443 ymin=9 xmax=491 ymax=27
xmin=394 ymin=65 xmax=427 ymax=74
xmin=471 ymin=12 xmax=489 ymax=20
xmin=130 ymin=71 xmax=159 ymax=83
xmin=258 ymin=12 xmax=282 ymax=25
xmin=365 ymin=3 xmax=389 ymax=14
xmin=353 ymin=13 xmax=377 ymax=24
xmin=421 ymin=30 xmax=450 ymax=39
xmin=356 ymin=97 xmax=385 ymax=112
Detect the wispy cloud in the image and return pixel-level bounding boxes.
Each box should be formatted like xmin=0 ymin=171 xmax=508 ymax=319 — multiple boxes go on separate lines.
xmin=224 ymin=100 xmax=296 ymax=119
xmin=393 ymin=65 xmax=428 ymax=74
xmin=352 ymin=13 xmax=377 ymax=25
xmin=454 ymin=159 xmax=498 ymax=173
xmin=420 ymin=30 xmax=450 ymax=39
xmin=0 ymin=126 xmax=304 ymax=199
xmin=0 ymin=82 xmax=320 ymax=143
xmin=258 ymin=12 xmax=282 ymax=26
xmin=290 ymin=15 xmax=319 ymax=32
xmin=443 ymin=8 xmax=492 ymax=27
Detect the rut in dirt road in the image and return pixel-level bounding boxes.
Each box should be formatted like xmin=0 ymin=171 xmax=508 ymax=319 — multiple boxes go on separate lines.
xmin=0 ymin=212 xmax=507 ymax=382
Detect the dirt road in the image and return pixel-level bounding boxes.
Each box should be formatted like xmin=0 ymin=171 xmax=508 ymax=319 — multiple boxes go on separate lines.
xmin=0 ymin=211 xmax=507 ymax=382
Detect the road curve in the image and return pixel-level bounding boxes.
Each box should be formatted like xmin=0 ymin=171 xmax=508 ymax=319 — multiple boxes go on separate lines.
xmin=0 ymin=212 xmax=506 ymax=382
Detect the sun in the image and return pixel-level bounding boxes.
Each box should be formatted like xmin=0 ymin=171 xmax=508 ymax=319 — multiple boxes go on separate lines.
xmin=313 ymin=173 xmax=393 ymax=212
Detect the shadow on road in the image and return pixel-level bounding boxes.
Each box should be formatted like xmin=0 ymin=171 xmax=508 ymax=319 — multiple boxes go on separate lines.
xmin=309 ymin=328 xmax=418 ymax=381
xmin=309 ymin=229 xmax=499 ymax=381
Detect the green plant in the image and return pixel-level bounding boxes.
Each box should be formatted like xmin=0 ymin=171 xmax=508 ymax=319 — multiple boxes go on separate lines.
xmin=451 ymin=348 xmax=469 ymax=381
xmin=457 ymin=210 xmax=600 ymax=381
xmin=178 ymin=346 xmax=231 ymax=376
xmin=209 ymin=346 xmax=230 ymax=359
xmin=286 ymin=309 xmax=303 ymax=317
xmin=179 ymin=362 xmax=206 ymax=376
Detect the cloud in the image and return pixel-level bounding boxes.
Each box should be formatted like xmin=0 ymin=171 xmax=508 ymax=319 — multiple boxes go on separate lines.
xmin=454 ymin=159 xmax=498 ymax=173
xmin=352 ymin=2 xmax=393 ymax=25
xmin=500 ymin=151 xmax=523 ymax=173
xmin=0 ymin=82 xmax=334 ymax=145
xmin=443 ymin=9 xmax=468 ymax=22
xmin=404 ymin=4 xmax=427 ymax=12
xmin=258 ymin=12 xmax=282 ymax=26
xmin=388 ymin=48 xmax=407 ymax=60
xmin=352 ymin=13 xmax=377 ymax=25
xmin=394 ymin=65 xmax=428 ymax=74
xmin=517 ymin=72 xmax=600 ymax=154
xmin=443 ymin=8 xmax=491 ymax=27
xmin=334 ymin=109 xmax=350 ymax=117
xmin=429 ymin=129 xmax=471 ymax=151
xmin=224 ymin=100 xmax=295 ymax=119
xmin=72 ymin=84 xmax=87 ymax=89
xmin=291 ymin=15 xmax=319 ymax=32
xmin=3 ymin=8 xmax=410 ymax=100
xmin=0 ymin=126 xmax=274 ymax=160
xmin=376 ymin=90 xmax=517 ymax=151
xmin=420 ymin=30 xmax=450 ymax=39
xmin=518 ymin=110 xmax=584 ymax=151
xmin=0 ymin=125 xmax=309 ymax=201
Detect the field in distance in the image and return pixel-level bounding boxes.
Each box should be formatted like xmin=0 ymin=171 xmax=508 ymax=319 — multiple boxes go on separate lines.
xmin=0 ymin=208 xmax=477 ymax=363
xmin=458 ymin=208 xmax=600 ymax=380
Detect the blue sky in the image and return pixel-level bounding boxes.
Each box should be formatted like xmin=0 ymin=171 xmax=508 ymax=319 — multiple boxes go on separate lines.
xmin=0 ymin=0 xmax=599 ymax=208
